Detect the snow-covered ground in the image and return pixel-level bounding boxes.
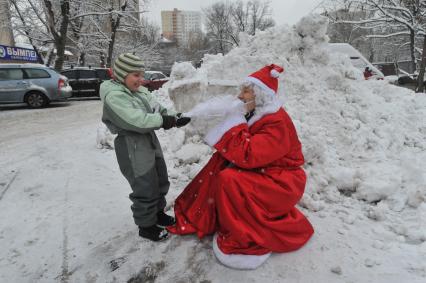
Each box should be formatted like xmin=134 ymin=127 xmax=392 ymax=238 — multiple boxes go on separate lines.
xmin=1 ymin=15 xmax=426 ymax=283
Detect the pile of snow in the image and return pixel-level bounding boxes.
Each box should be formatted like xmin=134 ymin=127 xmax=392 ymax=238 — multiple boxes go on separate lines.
xmin=155 ymin=15 xmax=426 ymax=245
xmin=96 ymin=122 xmax=115 ymax=149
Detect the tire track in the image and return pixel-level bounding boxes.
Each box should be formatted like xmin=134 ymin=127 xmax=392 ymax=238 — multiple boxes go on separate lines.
xmin=0 ymin=170 xmax=19 ymax=201
xmin=59 ymin=177 xmax=71 ymax=283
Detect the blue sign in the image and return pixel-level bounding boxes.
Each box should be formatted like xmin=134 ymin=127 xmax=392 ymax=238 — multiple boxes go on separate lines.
xmin=0 ymin=44 xmax=38 ymax=62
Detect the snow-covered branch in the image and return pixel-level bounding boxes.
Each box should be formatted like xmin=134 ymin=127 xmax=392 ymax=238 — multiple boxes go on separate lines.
xmin=366 ymin=31 xmax=411 ymax=38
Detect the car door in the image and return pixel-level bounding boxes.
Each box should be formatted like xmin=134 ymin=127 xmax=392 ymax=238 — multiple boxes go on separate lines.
xmin=22 ymin=68 xmax=53 ymax=98
xmin=151 ymin=73 xmax=168 ymax=90
xmin=0 ymin=68 xmax=27 ymax=103
xmin=155 ymin=72 xmax=168 ymax=89
xmin=78 ymin=70 xmax=98 ymax=96
xmin=150 ymin=73 xmax=163 ymax=90
xmin=61 ymin=70 xmax=79 ymax=96
xmin=142 ymin=72 xmax=152 ymax=89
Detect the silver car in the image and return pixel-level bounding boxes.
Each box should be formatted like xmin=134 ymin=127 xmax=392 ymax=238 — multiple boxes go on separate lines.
xmin=0 ymin=63 xmax=72 ymax=108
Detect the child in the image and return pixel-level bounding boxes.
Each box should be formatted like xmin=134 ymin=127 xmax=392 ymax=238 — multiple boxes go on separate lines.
xmin=100 ymin=53 xmax=190 ymax=241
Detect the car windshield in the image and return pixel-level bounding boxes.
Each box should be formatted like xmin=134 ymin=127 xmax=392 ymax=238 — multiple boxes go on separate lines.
xmin=95 ymin=69 xmax=109 ymax=80
xmin=79 ymin=70 xmax=96 ymax=79
xmin=62 ymin=70 xmax=77 ymax=79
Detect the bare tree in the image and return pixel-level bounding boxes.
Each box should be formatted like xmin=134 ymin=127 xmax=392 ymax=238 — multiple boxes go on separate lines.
xmin=43 ymin=0 xmax=70 ymax=70
xmin=140 ymin=18 xmax=160 ymax=44
xmin=322 ymin=1 xmax=367 ymax=43
xmin=203 ymin=0 xmax=275 ymax=54
xmin=9 ymin=0 xmax=70 ymax=70
xmin=231 ymin=0 xmax=250 ymax=33
xmin=203 ymin=2 xmax=236 ymax=54
xmin=0 ymin=0 xmax=15 ymax=46
xmin=248 ymin=0 xmax=275 ymax=35
xmin=321 ymin=0 xmax=426 ymax=91
xmin=104 ymin=0 xmax=130 ymax=67
xmin=9 ymin=0 xmax=44 ymax=63
xmin=10 ymin=0 xmax=90 ymax=70
xmin=324 ymin=0 xmax=426 ymax=70
xmin=417 ymin=33 xmax=426 ymax=91
xmin=9 ymin=0 xmax=160 ymax=69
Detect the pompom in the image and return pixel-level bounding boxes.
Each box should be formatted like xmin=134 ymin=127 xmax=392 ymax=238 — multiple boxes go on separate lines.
xmin=270 ymin=69 xmax=280 ymax=78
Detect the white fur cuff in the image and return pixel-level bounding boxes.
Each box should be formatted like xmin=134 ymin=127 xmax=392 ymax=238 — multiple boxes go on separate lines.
xmin=212 ymin=233 xmax=271 ymax=270
xmin=204 ymin=114 xmax=246 ymax=146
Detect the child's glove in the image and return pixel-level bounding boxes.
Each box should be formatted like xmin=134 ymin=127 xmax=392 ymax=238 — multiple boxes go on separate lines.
xmin=176 ymin=113 xmax=191 ymax=127
xmin=176 ymin=116 xmax=191 ymax=127
xmin=161 ymin=115 xmax=177 ymax=130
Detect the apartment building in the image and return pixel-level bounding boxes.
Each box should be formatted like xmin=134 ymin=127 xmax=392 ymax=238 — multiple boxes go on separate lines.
xmin=161 ymin=8 xmax=201 ymax=46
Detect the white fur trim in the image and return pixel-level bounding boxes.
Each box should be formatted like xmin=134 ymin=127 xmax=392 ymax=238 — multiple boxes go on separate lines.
xmin=270 ymin=69 xmax=280 ymax=78
xmin=212 ymin=233 xmax=271 ymax=270
xmin=204 ymin=113 xmax=246 ymax=146
xmin=245 ymin=77 xmax=276 ymax=96
xmin=248 ymin=98 xmax=282 ymax=127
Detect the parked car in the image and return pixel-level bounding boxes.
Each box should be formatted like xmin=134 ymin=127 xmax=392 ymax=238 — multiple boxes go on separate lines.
xmin=142 ymin=71 xmax=169 ymax=91
xmin=395 ymin=74 xmax=426 ymax=90
xmin=60 ymin=67 xmax=112 ymax=97
xmin=0 ymin=63 xmax=72 ymax=108
xmin=327 ymin=43 xmax=385 ymax=79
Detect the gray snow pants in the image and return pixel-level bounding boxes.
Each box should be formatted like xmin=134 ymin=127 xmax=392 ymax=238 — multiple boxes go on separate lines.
xmin=114 ymin=135 xmax=170 ymax=227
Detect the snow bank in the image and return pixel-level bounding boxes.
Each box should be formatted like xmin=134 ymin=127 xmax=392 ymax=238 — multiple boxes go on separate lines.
xmin=155 ymin=15 xmax=426 ymax=245
xmin=96 ymin=122 xmax=115 ymax=149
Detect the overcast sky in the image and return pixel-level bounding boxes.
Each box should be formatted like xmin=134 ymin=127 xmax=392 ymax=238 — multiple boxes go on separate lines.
xmin=144 ymin=0 xmax=324 ymax=27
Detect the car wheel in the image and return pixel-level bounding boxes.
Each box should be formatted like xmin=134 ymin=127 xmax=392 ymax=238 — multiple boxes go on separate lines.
xmin=25 ymin=91 xmax=48 ymax=108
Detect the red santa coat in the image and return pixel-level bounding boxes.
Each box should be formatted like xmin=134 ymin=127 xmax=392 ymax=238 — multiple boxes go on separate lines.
xmin=168 ymin=107 xmax=314 ymax=255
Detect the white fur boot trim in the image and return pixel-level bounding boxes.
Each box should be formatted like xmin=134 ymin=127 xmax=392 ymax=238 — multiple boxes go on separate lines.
xmin=212 ymin=233 xmax=271 ymax=270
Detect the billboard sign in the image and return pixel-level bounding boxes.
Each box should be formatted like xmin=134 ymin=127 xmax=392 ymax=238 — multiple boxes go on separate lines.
xmin=0 ymin=44 xmax=38 ymax=62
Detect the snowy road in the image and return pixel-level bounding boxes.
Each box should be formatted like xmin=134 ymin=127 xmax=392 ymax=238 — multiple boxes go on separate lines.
xmin=1 ymin=99 xmax=425 ymax=283
xmin=0 ymin=101 xmax=122 ymax=282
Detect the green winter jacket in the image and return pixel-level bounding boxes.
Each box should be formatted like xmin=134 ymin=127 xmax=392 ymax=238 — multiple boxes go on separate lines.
xmin=100 ymin=80 xmax=175 ymax=176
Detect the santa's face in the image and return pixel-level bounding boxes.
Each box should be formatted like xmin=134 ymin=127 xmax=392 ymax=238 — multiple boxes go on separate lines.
xmin=238 ymin=86 xmax=256 ymax=112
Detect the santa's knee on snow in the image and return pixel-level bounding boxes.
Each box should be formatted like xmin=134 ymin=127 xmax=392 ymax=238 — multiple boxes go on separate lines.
xmin=214 ymin=168 xmax=252 ymax=205
xmin=215 ymin=167 xmax=303 ymax=213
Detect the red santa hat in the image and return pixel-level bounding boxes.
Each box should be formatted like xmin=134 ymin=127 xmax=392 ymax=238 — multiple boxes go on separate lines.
xmin=244 ymin=64 xmax=284 ymax=96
